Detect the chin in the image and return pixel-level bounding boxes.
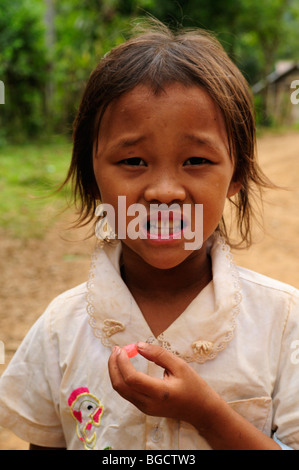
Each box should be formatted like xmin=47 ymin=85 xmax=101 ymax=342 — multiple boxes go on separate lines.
xmin=121 ymin=239 xmax=201 ymax=271
xmin=142 ymin=250 xmax=196 ymax=271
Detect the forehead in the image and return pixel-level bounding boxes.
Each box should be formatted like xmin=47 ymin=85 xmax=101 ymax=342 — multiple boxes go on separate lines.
xmin=96 ymin=83 xmax=229 ymax=151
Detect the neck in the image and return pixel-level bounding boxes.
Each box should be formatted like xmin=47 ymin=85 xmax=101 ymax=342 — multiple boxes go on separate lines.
xmin=121 ymin=242 xmax=212 ymax=299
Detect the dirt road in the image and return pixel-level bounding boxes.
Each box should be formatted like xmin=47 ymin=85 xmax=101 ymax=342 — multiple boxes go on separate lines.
xmin=0 ymin=131 xmax=298 ymax=450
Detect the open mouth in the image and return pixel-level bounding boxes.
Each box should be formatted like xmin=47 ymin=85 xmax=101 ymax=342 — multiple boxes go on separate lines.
xmin=146 ymin=218 xmax=185 ymax=236
xmin=145 ymin=211 xmax=186 ymax=239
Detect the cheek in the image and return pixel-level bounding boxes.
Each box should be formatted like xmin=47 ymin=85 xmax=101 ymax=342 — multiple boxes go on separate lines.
xmin=200 ymin=185 xmax=230 ymax=230
xmin=94 ymin=171 xmax=118 ymax=205
xmin=202 ymin=199 xmax=225 ymax=225
xmin=94 ymin=167 xmax=133 ymax=203
xmin=99 ymin=185 xmax=117 ymax=205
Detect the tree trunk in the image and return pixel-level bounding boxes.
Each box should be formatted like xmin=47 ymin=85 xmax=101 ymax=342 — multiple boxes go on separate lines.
xmin=44 ymin=0 xmax=55 ymax=130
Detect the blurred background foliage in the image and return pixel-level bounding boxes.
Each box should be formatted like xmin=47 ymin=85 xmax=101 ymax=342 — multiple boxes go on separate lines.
xmin=0 ymin=0 xmax=299 ymax=144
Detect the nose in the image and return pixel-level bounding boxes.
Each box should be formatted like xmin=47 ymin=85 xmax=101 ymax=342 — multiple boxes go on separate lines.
xmin=143 ymin=172 xmax=186 ymax=205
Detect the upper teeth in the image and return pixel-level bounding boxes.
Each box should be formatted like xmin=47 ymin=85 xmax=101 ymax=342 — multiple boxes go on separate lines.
xmin=149 ymin=220 xmax=182 ymax=234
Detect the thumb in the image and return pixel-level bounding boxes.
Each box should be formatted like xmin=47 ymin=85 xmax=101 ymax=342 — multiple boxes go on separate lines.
xmin=137 ymin=342 xmax=184 ymax=375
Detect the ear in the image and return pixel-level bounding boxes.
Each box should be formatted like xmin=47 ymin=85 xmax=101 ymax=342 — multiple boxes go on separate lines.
xmin=227 ymin=180 xmax=242 ymax=198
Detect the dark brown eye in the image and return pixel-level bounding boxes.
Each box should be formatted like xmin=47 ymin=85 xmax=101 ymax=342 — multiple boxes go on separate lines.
xmin=121 ymin=157 xmax=146 ymax=166
xmin=184 ymin=157 xmax=210 ymax=166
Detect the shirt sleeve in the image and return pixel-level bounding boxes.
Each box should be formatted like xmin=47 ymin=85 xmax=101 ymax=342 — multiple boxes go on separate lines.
xmin=0 ymin=299 xmax=66 ymax=448
xmin=273 ymin=434 xmax=294 ymax=450
xmin=272 ymin=288 xmax=299 ymax=449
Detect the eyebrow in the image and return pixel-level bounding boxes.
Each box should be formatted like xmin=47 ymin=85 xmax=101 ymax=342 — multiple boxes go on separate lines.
xmin=106 ymin=133 xmax=226 ymax=155
xmin=183 ymin=134 xmax=224 ymax=153
xmin=111 ymin=136 xmax=147 ymax=150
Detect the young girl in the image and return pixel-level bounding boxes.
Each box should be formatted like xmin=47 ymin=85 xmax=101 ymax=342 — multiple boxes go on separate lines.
xmin=0 ymin=20 xmax=298 ymax=451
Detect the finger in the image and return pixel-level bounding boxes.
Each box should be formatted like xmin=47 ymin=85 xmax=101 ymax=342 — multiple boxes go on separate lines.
xmin=108 ymin=346 xmax=154 ymax=396
xmin=115 ymin=347 xmax=163 ymax=394
xmin=108 ymin=346 xmax=124 ymax=388
xmin=108 ymin=347 xmax=149 ymax=402
xmin=137 ymin=342 xmax=186 ymax=376
xmin=109 ymin=347 xmax=161 ymax=413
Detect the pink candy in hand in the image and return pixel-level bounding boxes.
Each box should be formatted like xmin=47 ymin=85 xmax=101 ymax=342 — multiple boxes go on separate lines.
xmin=123 ymin=343 xmax=139 ymax=358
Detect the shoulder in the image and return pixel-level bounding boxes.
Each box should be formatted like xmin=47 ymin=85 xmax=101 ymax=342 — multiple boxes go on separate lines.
xmin=47 ymin=282 xmax=88 ymax=309
xmin=233 ymin=268 xmax=299 ymax=360
xmin=42 ymin=282 xmax=89 ymax=332
xmin=237 ymin=266 xmax=298 ymax=297
xmin=54 ymin=281 xmax=88 ymax=300
xmin=236 ymin=266 xmax=299 ymax=318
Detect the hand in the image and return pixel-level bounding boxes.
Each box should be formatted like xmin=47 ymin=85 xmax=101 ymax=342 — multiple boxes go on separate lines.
xmin=108 ymin=342 xmax=221 ymax=428
xmin=108 ymin=342 xmax=282 ymax=450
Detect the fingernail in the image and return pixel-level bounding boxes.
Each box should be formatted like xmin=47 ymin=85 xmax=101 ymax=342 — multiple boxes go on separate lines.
xmin=137 ymin=342 xmax=148 ymax=350
xmin=113 ymin=346 xmax=121 ymax=355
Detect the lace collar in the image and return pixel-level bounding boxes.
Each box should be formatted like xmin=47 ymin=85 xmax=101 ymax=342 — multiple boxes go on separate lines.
xmin=86 ymin=234 xmax=242 ymax=364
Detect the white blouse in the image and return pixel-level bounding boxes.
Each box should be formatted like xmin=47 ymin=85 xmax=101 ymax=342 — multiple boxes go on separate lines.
xmin=0 ymin=235 xmax=298 ymax=450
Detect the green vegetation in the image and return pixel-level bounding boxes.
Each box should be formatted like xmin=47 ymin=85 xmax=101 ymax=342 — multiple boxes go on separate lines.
xmin=0 ymin=0 xmax=298 ymax=237
xmin=0 ymin=137 xmax=72 ymax=237
xmin=1 ymin=0 xmax=299 ymax=144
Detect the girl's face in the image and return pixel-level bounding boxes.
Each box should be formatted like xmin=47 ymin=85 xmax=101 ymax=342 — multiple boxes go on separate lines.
xmin=93 ymin=83 xmax=241 ymax=270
